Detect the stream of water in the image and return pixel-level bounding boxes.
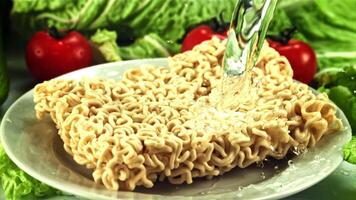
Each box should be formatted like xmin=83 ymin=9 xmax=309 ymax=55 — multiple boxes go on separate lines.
xmin=219 ymin=0 xmax=278 ymax=110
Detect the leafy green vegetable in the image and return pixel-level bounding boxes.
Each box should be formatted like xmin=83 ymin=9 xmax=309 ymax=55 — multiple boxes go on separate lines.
xmin=343 ymin=136 xmax=356 ymax=165
xmin=12 ymin=0 xmax=235 ymax=41
xmin=312 ymin=42 xmax=356 ymax=69
xmin=91 ymin=29 xmax=179 ymax=61
xmin=325 ymin=86 xmax=356 ymax=132
xmin=126 ymin=0 xmax=235 ymax=42
xmin=316 ymin=65 xmax=356 ymax=91
xmin=270 ymin=0 xmax=356 ymax=43
xmin=315 ymin=66 xmax=356 ymax=165
xmin=268 ymin=9 xmax=305 ymax=41
xmin=12 ymin=0 xmax=69 ymax=13
xmin=12 ymin=0 xmax=235 ymax=60
xmin=0 ymin=145 xmax=60 ymax=200
xmin=91 ymin=29 xmax=121 ymax=62
xmin=118 ymin=33 xmax=179 ymax=60
xmin=268 ymin=0 xmax=356 ymax=69
xmin=315 ymin=66 xmax=356 ymax=113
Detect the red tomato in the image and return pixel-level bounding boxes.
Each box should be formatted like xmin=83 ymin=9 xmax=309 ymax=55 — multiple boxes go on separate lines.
xmin=268 ymin=39 xmax=317 ymax=84
xmin=26 ymin=31 xmax=93 ymax=81
xmin=181 ymin=25 xmax=226 ymax=52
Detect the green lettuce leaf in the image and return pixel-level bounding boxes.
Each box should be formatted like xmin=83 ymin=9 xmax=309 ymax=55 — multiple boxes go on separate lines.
xmin=268 ymin=0 xmax=356 ymax=70
xmin=12 ymin=0 xmax=235 ymax=60
xmin=91 ymin=29 xmax=122 ymax=62
xmin=0 ymin=145 xmax=60 ymax=200
xmin=11 ymin=0 xmax=235 ymax=41
xmin=118 ymin=33 xmax=179 ymax=60
xmin=343 ymin=136 xmax=356 ymax=165
xmin=269 ymin=0 xmax=356 ymax=43
xmin=319 ymin=87 xmax=356 ymax=165
xmin=312 ymin=42 xmax=356 ymax=69
xmin=12 ymin=0 xmax=69 ymax=13
xmin=126 ymin=0 xmax=235 ymax=42
xmin=315 ymin=66 xmax=356 ymax=132
xmin=315 ymin=65 xmax=356 ymax=90
xmin=91 ymin=29 xmax=179 ymax=61
xmin=12 ymin=0 xmax=107 ymax=31
xmin=326 ymin=86 xmax=356 ymax=133
xmin=315 ymin=67 xmax=356 ymax=165
xmin=328 ymin=66 xmax=356 ymax=93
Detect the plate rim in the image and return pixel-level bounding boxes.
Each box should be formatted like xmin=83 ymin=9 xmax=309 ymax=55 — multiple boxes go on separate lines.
xmin=0 ymin=58 xmax=352 ymax=200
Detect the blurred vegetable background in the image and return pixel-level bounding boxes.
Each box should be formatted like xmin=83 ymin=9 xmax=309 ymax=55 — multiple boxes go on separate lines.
xmin=0 ymin=0 xmax=356 ymax=199
xmin=11 ymin=0 xmax=236 ymax=61
xmin=0 ymin=0 xmax=9 ymax=106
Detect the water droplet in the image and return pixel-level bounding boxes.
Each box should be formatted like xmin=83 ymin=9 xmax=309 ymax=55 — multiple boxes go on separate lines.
xmin=260 ymin=171 xmax=266 ymax=179
xmin=288 ymin=160 xmax=293 ymax=166
xmin=340 ymin=170 xmax=350 ymax=176
xmin=256 ymin=161 xmax=264 ymax=168
xmin=291 ymin=145 xmax=307 ymax=156
xmin=291 ymin=147 xmax=300 ymax=156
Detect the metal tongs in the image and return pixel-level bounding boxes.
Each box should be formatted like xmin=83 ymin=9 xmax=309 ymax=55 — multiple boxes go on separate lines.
xmin=223 ymin=0 xmax=278 ymax=77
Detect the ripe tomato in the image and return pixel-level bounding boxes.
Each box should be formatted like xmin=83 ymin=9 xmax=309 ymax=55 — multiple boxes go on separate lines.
xmin=26 ymin=30 xmax=93 ymax=81
xmin=268 ymin=39 xmax=317 ymax=84
xmin=181 ymin=25 xmax=227 ymax=52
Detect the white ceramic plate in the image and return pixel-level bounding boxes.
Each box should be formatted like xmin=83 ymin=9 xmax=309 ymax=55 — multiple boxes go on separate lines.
xmin=0 ymin=59 xmax=352 ymax=200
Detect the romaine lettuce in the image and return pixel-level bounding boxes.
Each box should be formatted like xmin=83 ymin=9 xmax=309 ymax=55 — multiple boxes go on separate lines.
xmin=344 ymin=136 xmax=356 ymax=165
xmin=315 ymin=66 xmax=356 ymax=165
xmin=91 ymin=29 xmax=122 ymax=62
xmin=315 ymin=66 xmax=356 ymax=131
xmin=117 ymin=33 xmax=179 ymax=60
xmin=0 ymin=145 xmax=60 ymax=200
xmin=91 ymin=29 xmax=180 ymax=61
xmin=268 ymin=0 xmax=356 ymax=69
xmin=12 ymin=0 xmax=236 ymax=60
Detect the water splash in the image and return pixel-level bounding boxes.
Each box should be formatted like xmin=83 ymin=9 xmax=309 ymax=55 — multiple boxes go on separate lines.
xmin=219 ymin=0 xmax=278 ymax=110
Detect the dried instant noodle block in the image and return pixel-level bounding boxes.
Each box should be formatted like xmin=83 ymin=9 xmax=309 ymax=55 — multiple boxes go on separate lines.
xmin=34 ymin=37 xmax=342 ymax=191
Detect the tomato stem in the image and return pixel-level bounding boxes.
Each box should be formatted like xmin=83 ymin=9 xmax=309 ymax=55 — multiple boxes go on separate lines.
xmin=281 ymin=27 xmax=296 ymax=41
xmin=211 ymin=14 xmax=229 ymax=33
xmin=48 ymin=27 xmax=66 ymax=40
xmin=267 ymin=26 xmax=297 ymax=45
